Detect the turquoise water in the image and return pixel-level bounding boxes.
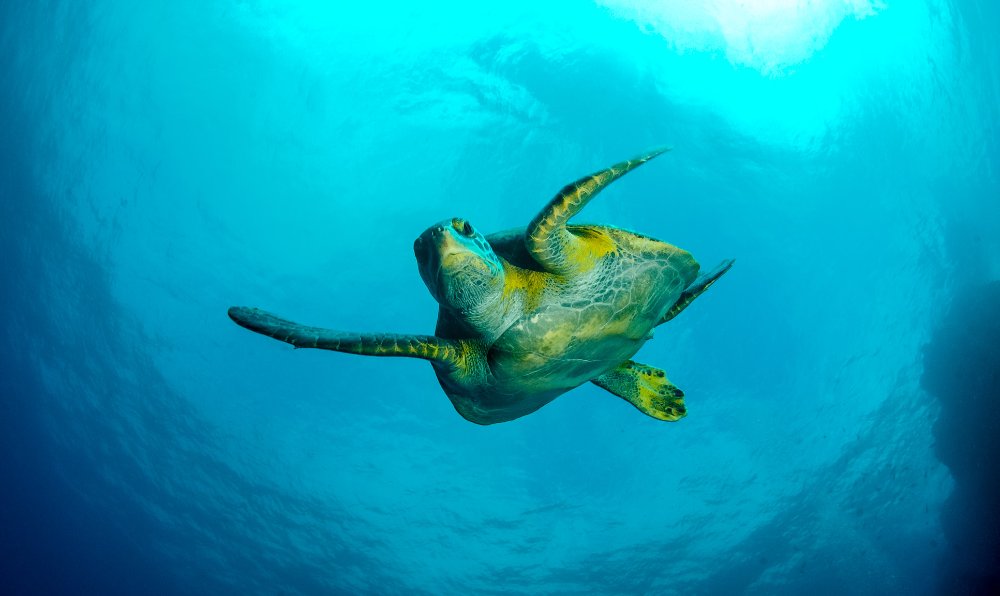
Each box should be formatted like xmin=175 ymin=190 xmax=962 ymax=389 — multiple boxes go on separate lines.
xmin=2 ymin=1 xmax=998 ymax=594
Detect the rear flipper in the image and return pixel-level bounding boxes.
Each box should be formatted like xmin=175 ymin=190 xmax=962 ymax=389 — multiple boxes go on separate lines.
xmin=659 ymin=258 xmax=735 ymax=325
xmin=592 ymin=360 xmax=686 ymax=421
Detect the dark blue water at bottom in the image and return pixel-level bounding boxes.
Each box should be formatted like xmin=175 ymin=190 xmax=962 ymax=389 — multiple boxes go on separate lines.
xmin=2 ymin=1 xmax=998 ymax=594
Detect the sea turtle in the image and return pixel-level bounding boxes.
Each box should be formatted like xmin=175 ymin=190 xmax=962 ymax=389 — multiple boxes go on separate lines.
xmin=229 ymin=148 xmax=733 ymax=425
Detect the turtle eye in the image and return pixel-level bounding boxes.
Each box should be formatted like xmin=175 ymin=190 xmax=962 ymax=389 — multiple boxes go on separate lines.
xmin=454 ymin=219 xmax=475 ymax=237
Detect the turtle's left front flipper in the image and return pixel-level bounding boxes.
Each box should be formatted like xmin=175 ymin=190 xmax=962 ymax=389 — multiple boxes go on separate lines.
xmin=526 ymin=148 xmax=671 ymax=274
xmin=592 ymin=360 xmax=686 ymax=421
xmin=228 ymin=306 xmax=467 ymax=371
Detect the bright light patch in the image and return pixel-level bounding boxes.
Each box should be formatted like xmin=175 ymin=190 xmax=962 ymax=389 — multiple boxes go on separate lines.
xmin=601 ymin=0 xmax=885 ymax=74
xmin=233 ymin=0 xmax=949 ymax=152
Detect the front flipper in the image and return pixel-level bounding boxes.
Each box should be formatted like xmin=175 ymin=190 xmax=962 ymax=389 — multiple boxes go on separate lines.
xmin=658 ymin=258 xmax=734 ymax=325
xmin=592 ymin=360 xmax=686 ymax=421
xmin=526 ymin=147 xmax=670 ymax=274
xmin=228 ymin=306 xmax=467 ymax=371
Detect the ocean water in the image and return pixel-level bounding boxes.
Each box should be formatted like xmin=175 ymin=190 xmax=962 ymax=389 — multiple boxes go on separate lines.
xmin=2 ymin=1 xmax=998 ymax=594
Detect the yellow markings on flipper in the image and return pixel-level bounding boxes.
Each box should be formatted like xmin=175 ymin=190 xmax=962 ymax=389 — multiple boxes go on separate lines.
xmin=592 ymin=360 xmax=687 ymax=422
xmin=227 ymin=306 xmax=470 ymax=373
xmin=526 ymin=179 xmax=613 ymax=274
xmin=634 ymin=372 xmax=686 ymax=421
xmin=526 ymin=148 xmax=670 ymax=274
xmin=565 ymin=226 xmax=618 ymax=271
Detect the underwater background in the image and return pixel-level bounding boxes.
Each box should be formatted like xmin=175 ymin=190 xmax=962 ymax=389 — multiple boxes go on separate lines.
xmin=2 ymin=1 xmax=998 ymax=594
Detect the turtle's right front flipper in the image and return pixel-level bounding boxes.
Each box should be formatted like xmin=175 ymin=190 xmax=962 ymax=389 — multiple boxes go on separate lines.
xmin=228 ymin=306 xmax=467 ymax=371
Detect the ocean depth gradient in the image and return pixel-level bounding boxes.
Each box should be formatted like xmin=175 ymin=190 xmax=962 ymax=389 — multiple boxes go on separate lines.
xmin=1 ymin=1 xmax=998 ymax=594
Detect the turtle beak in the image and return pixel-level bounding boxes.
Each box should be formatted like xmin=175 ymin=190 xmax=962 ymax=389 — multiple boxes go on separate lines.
xmin=415 ymin=224 xmax=461 ymax=303
xmin=416 ymin=225 xmax=461 ymax=255
xmin=414 ymin=225 xmax=445 ymax=265
xmin=414 ymin=233 xmax=434 ymax=267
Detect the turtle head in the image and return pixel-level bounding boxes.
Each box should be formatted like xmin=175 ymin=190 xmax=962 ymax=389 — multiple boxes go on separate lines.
xmin=414 ymin=218 xmax=504 ymax=313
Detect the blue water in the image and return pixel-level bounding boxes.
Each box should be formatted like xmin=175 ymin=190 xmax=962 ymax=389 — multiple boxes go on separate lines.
xmin=2 ymin=1 xmax=998 ymax=594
